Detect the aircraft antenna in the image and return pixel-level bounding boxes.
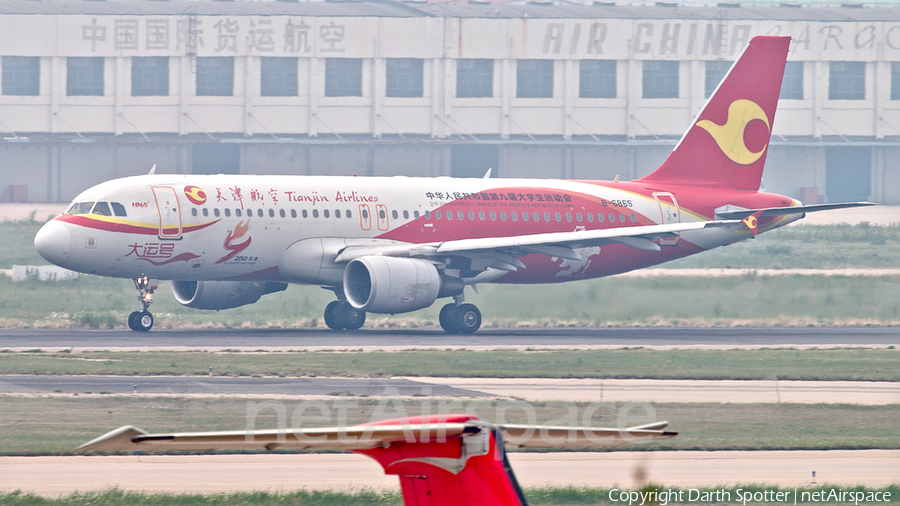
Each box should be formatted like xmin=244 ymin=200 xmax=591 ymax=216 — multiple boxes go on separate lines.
xmin=483 ymin=168 xmax=492 ymax=179
xmin=148 ymin=164 xmax=157 ymax=175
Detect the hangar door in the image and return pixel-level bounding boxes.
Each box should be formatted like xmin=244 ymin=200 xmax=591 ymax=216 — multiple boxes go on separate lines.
xmin=451 ymin=145 xmax=499 ymax=178
xmin=192 ymin=144 xmax=240 ymax=175
xmin=826 ymin=147 xmax=870 ymax=203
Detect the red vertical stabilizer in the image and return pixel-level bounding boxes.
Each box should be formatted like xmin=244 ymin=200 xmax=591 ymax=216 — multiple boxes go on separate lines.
xmin=355 ymin=415 xmax=528 ymax=506
xmin=636 ymin=36 xmax=790 ymax=191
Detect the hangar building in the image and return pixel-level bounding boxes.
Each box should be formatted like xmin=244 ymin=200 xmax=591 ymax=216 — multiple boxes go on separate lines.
xmin=1 ymin=0 xmax=899 ymax=204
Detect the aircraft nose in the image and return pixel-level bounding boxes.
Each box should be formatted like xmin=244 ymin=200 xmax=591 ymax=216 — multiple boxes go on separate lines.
xmin=34 ymin=220 xmax=72 ymax=266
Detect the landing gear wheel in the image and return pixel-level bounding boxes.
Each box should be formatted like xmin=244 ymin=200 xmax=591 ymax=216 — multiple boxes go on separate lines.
xmin=454 ymin=303 xmax=481 ymax=334
xmin=134 ymin=311 xmax=154 ymax=332
xmin=128 ymin=311 xmax=141 ymax=331
xmin=324 ymin=301 xmax=367 ymax=331
xmin=439 ymin=303 xmax=458 ymax=333
xmin=324 ymin=301 xmax=343 ymax=330
xmin=342 ymin=304 xmax=366 ymax=330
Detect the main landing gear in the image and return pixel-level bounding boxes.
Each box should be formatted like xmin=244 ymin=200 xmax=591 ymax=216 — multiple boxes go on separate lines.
xmin=128 ymin=276 xmax=157 ymax=332
xmin=439 ymin=297 xmax=482 ymax=334
xmin=324 ymin=300 xmax=366 ymax=331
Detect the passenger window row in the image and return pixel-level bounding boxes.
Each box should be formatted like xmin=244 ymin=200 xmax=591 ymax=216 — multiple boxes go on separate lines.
xmin=191 ymin=207 xmax=355 ymax=219
xmin=189 ymin=205 xmax=637 ymax=225
xmin=423 ymin=209 xmax=637 ymax=224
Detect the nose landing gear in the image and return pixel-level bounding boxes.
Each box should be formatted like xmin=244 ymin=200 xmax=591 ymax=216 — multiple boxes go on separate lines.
xmin=128 ymin=276 xmax=158 ymax=332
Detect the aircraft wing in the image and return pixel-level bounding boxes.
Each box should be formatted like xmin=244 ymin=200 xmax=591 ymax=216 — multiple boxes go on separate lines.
xmin=715 ymin=202 xmax=876 ymax=220
xmin=335 ymin=220 xmax=741 ymax=264
xmin=78 ymin=418 xmax=676 ymax=453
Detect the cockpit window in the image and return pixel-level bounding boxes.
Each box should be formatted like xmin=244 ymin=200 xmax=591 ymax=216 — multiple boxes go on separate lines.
xmin=111 ymin=202 xmax=127 ymax=217
xmin=65 ymin=202 xmax=95 ymax=215
xmin=91 ymin=202 xmax=112 ymax=216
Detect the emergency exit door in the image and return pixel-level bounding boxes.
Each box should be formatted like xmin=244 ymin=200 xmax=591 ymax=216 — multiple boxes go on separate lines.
xmin=653 ymin=192 xmax=680 ymax=246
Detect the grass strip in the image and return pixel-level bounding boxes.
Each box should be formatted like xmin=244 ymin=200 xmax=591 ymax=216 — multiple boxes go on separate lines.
xmin=1 ymin=349 xmax=897 ymax=381
xmin=1 ymin=396 xmax=897 ymax=455
xmin=5 ymin=272 xmax=900 ymax=329
xmin=1 ymin=486 xmax=898 ymax=506
xmin=0 ymin=489 xmax=402 ymax=506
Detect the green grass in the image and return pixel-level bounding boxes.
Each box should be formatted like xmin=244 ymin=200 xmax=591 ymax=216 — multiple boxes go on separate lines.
xmin=0 ymin=489 xmax=403 ymax=506
xmin=666 ymin=223 xmax=900 ymax=269
xmin=0 ymin=348 xmax=897 ymax=381
xmin=6 ymin=220 xmax=900 ymax=328
xmin=2 ymin=486 xmax=898 ymax=506
xmin=0 ymin=396 xmax=898 ymax=455
xmin=5 ymin=273 xmax=900 ymax=329
xmin=0 ymin=219 xmax=46 ymax=266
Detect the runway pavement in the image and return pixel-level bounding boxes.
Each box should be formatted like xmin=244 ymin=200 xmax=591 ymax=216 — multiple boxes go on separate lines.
xmin=406 ymin=377 xmax=900 ymax=404
xmin=2 ymin=450 xmax=897 ymax=497
xmin=3 ymin=316 xmax=897 ymax=496
xmin=0 ymin=374 xmax=487 ymax=398
xmin=2 ymin=326 xmax=899 ymax=350
xmin=1 ymin=375 xmax=898 ymax=404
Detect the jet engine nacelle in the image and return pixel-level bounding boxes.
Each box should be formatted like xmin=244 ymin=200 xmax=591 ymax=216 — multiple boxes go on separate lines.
xmin=343 ymin=256 xmax=463 ymax=314
xmin=279 ymin=238 xmax=410 ymax=286
xmin=171 ymin=280 xmax=288 ymax=310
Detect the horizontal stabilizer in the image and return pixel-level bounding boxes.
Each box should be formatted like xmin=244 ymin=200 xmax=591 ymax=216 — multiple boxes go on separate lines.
xmin=716 ymin=202 xmax=877 ymax=220
xmin=78 ymin=422 xmax=473 ymax=453
xmin=78 ymin=415 xmax=675 ymax=453
xmin=500 ymin=421 xmax=676 ymax=448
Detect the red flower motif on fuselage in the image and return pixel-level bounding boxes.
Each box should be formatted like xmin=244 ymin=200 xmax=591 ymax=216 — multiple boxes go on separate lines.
xmin=215 ymin=220 xmax=252 ymax=264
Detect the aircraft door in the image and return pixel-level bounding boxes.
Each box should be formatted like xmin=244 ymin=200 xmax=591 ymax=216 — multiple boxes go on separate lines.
xmin=152 ymin=186 xmax=183 ymax=239
xmin=653 ymin=192 xmax=680 ymax=246
xmin=376 ymin=204 xmax=389 ymax=231
xmin=359 ymin=204 xmax=372 ymax=231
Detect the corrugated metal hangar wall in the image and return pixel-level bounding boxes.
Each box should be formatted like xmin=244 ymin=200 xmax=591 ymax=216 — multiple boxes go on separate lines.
xmin=0 ymin=0 xmax=898 ymax=204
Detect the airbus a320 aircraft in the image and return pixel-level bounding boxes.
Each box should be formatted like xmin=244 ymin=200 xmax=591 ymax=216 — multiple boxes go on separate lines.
xmin=35 ymin=36 xmax=870 ymax=333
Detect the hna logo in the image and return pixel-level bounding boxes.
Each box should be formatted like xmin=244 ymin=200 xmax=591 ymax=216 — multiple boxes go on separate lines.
xmin=132 ymin=201 xmax=149 ymax=208
xmin=184 ymin=185 xmax=208 ymax=205
xmin=696 ymin=99 xmax=770 ymax=166
xmin=184 ymin=186 xmax=206 ymax=206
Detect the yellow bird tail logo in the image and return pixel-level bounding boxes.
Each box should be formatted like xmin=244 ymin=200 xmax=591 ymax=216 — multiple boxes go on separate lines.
xmin=696 ymin=99 xmax=770 ymax=166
